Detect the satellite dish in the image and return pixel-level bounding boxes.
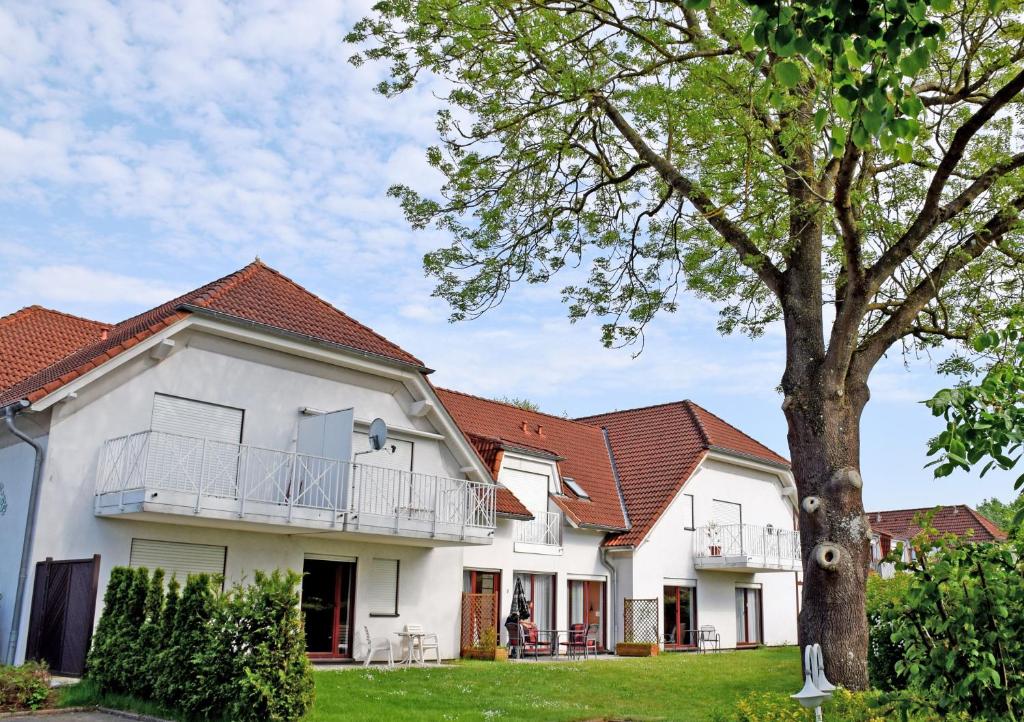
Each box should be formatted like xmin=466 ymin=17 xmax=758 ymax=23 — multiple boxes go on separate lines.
xmin=368 ymin=418 xmax=389 ymax=451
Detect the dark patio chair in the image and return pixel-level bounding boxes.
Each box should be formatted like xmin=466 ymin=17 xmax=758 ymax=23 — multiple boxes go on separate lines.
xmin=559 ymin=623 xmax=586 ymax=659
xmin=505 ymin=621 xmax=525 ymax=659
xmin=583 ymin=622 xmax=600 ymax=658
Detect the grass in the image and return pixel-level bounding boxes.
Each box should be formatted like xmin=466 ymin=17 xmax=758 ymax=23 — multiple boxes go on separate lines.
xmin=307 ymin=647 xmax=800 ymax=722
xmin=58 ymin=647 xmax=800 ymax=721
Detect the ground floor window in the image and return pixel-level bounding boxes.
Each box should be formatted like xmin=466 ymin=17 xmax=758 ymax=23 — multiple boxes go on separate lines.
xmin=514 ymin=572 xmax=555 ymax=630
xmin=663 ymin=585 xmax=697 ymax=648
xmin=568 ymin=579 xmax=606 ymax=649
xmin=735 ymin=586 xmax=762 ymax=646
xmin=301 ymin=558 xmax=356 ymax=658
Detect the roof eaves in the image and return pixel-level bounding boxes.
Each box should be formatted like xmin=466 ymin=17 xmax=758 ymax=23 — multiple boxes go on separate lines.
xmin=181 ymin=305 xmax=433 ymax=374
xmin=705 ymin=445 xmax=792 ymax=471
xmin=496 ymin=441 xmax=564 ymax=462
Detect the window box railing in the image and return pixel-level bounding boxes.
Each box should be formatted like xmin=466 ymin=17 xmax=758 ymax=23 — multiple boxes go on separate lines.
xmin=96 ymin=429 xmax=496 ymax=536
xmin=514 ymin=511 xmax=563 ymax=546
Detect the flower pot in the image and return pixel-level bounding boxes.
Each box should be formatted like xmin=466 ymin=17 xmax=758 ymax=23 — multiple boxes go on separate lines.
xmin=616 ymin=642 xmax=659 ymax=657
xmin=709 ymin=545 xmax=722 ymax=556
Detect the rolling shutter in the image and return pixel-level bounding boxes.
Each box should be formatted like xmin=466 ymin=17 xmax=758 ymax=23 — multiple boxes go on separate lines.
xmin=367 ymin=558 xmax=399 ymax=615
xmin=712 ymin=499 xmax=742 ymax=527
xmin=151 ymin=394 xmax=243 ymax=442
xmin=129 ymin=539 xmax=226 ymax=583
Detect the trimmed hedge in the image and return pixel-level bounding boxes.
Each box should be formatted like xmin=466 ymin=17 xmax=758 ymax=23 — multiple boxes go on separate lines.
xmin=86 ymin=567 xmax=313 ymax=722
xmin=865 ymin=572 xmax=911 ymax=691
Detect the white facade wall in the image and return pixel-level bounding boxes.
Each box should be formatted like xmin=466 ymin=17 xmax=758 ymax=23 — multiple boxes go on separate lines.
xmin=626 ymin=457 xmax=800 ymax=650
xmin=9 ymin=326 xmax=480 ymax=662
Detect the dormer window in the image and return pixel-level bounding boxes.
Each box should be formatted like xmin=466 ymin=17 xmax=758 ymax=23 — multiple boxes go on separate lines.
xmin=562 ymin=477 xmax=590 ymax=499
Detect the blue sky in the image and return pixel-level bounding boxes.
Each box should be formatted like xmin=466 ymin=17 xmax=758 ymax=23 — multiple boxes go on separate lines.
xmin=0 ymin=1 xmax=1015 ymax=512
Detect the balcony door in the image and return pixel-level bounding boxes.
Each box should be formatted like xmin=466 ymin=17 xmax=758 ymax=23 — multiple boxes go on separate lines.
xmin=302 ymin=558 xmax=356 ymax=659
xmin=663 ymin=585 xmax=697 ymax=649
xmin=150 ymin=394 xmax=243 ymax=498
xmin=735 ymin=586 xmax=763 ymax=646
xmin=568 ymin=579 xmax=605 ymax=650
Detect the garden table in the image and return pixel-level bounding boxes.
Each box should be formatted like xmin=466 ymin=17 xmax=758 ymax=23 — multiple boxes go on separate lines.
xmin=395 ymin=631 xmax=427 ymax=665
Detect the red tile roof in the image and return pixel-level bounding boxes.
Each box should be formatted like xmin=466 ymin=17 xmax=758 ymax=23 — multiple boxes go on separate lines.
xmin=463 ymin=432 xmax=533 ymax=519
xmin=0 ymin=306 xmax=108 ymax=392
xmin=868 ymin=505 xmax=1007 ymax=542
xmin=435 ymin=388 xmax=629 ymax=531
xmin=0 ymin=261 xmax=423 ymax=406
xmin=579 ymin=400 xmax=789 ymax=547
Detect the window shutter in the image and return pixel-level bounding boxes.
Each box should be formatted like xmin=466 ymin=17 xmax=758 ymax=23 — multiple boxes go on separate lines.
xmin=712 ymin=499 xmax=742 ymax=527
xmin=151 ymin=394 xmax=243 ymax=442
xmin=367 ymin=559 xmax=399 ymax=615
xmin=129 ymin=539 xmax=226 ymax=583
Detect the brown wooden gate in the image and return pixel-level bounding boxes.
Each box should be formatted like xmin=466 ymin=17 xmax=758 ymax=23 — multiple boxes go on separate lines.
xmin=25 ymin=555 xmax=101 ymax=676
xmin=460 ymin=592 xmax=498 ymax=656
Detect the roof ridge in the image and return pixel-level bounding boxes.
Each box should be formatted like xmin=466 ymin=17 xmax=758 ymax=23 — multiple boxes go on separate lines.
xmin=436 ymin=387 xmax=601 ymax=430
xmin=576 ymin=398 xmax=691 ymax=422
xmin=0 ymin=305 xmax=108 ymax=330
xmin=681 ymin=400 xmax=712 ymax=448
xmin=189 ymin=260 xmax=264 ymax=308
xmin=869 ymin=504 xmax=966 ymax=515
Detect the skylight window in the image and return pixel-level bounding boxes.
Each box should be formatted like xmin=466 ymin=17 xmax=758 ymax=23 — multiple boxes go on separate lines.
xmin=562 ymin=477 xmax=590 ymax=499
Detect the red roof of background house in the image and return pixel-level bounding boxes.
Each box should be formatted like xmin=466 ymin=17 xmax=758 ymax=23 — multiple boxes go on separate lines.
xmin=0 ymin=306 xmax=109 ymax=392
xmin=435 ymin=388 xmax=629 ymax=531
xmin=0 ymin=261 xmax=423 ymax=406
xmin=579 ymin=400 xmax=789 ymax=547
xmin=868 ymin=505 xmax=1007 ymax=542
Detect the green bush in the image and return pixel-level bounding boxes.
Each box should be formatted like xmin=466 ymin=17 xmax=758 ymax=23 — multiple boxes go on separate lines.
xmin=865 ymin=573 xmax=911 ymax=691
xmin=713 ymin=688 xmax=965 ymax=721
xmin=0 ymin=661 xmax=50 ymax=711
xmin=87 ymin=566 xmax=312 ymax=722
xmin=881 ymin=533 xmax=1024 ymax=720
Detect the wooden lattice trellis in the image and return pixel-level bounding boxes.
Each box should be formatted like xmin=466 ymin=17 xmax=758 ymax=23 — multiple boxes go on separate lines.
xmin=623 ymin=598 xmax=659 ymax=644
xmin=460 ymin=592 xmax=498 ymax=655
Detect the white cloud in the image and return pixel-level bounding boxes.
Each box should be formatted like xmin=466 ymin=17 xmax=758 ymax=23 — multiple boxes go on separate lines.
xmin=11 ymin=264 xmax=186 ymax=310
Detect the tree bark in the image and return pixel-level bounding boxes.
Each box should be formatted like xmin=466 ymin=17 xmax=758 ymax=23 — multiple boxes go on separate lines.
xmin=784 ymin=367 xmax=872 ymax=690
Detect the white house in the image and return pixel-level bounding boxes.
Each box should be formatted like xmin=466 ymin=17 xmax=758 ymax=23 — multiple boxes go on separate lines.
xmin=0 ymin=261 xmax=801 ymax=675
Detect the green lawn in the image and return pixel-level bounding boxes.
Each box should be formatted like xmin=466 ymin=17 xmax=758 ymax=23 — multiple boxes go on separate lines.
xmin=308 ymin=647 xmax=800 ymax=722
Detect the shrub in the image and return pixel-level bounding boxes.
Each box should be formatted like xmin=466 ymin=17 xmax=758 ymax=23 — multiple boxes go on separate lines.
xmin=882 ymin=532 xmax=1024 ymax=720
xmin=0 ymin=662 xmax=50 ymax=711
xmin=713 ymin=689 xmax=963 ymax=721
xmin=87 ymin=567 xmax=312 ymax=722
xmin=195 ymin=570 xmax=314 ymax=722
xmin=865 ymin=573 xmax=911 ymax=691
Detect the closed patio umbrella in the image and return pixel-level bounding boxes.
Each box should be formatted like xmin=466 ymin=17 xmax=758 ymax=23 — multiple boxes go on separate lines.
xmin=511 ymin=576 xmax=531 ymax=621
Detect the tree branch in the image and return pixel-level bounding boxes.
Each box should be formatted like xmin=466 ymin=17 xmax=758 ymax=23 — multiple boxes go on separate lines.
xmin=591 ymin=92 xmax=785 ymax=297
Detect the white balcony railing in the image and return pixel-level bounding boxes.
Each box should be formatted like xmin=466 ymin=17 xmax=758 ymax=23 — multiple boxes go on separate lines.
xmin=514 ymin=511 xmax=563 ymax=546
xmin=96 ymin=430 xmax=496 ymax=538
xmin=693 ymin=523 xmax=801 ymax=571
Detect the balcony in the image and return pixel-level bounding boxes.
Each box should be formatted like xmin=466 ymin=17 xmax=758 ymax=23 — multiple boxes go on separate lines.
xmin=94 ymin=430 xmax=496 ymax=545
xmin=693 ymin=523 xmax=801 ymax=572
xmin=513 ymin=511 xmax=563 ymax=555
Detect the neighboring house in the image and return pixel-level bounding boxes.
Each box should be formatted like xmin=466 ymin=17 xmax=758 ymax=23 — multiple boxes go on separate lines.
xmin=868 ymin=504 xmax=1007 ymax=577
xmin=0 ymin=261 xmax=800 ymax=675
xmin=580 ymin=402 xmax=801 ymax=650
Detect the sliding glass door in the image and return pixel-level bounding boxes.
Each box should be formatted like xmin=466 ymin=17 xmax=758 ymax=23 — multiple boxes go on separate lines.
xmin=568 ymin=580 xmax=605 ymax=650
xmin=735 ymin=587 xmax=762 ymax=646
xmin=302 ymin=558 xmax=356 ymax=658
xmin=514 ymin=572 xmax=555 ymax=630
xmin=663 ymin=585 xmax=697 ymax=649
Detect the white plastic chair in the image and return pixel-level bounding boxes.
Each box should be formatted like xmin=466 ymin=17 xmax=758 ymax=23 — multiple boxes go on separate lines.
xmin=404 ymin=623 xmax=441 ymax=664
xmin=362 ymin=625 xmax=394 ymax=668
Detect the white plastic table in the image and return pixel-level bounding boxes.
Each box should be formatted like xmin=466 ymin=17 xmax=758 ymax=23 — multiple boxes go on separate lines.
xmin=395 ymin=631 xmax=427 ymax=665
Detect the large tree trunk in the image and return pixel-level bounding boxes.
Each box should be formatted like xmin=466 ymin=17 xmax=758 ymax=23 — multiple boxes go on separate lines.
xmin=784 ymin=372 xmax=872 ymax=690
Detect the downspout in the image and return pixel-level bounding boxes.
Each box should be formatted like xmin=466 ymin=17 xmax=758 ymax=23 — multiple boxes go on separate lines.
xmin=599 ymin=547 xmax=618 ymax=647
xmin=4 ymin=400 xmax=44 ymax=666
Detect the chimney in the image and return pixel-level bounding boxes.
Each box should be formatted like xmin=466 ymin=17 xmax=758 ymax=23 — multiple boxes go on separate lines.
xmin=520 ymin=421 xmax=528 ymax=433
xmin=100 ymin=329 xmax=108 ymax=341
xmin=536 ymin=424 xmax=544 ymax=436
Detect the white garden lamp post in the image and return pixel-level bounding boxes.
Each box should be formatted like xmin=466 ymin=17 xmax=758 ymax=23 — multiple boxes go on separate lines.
xmin=791 ymin=644 xmax=834 ymax=721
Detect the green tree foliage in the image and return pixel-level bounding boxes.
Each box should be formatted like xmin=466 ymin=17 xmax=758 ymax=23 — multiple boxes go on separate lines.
xmin=85 ymin=567 xmax=131 ymax=692
xmin=978 ymin=494 xmax=1024 ymax=533
xmin=348 ymin=0 xmax=1024 ymax=689
xmin=880 ymin=531 xmax=1024 ymax=719
xmin=927 ymin=318 xmax=1024 ymax=528
xmin=493 ymin=396 xmax=540 ymax=411
xmin=161 ymin=573 xmax=218 ymax=714
xmin=136 ymin=568 xmax=164 ymax=699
